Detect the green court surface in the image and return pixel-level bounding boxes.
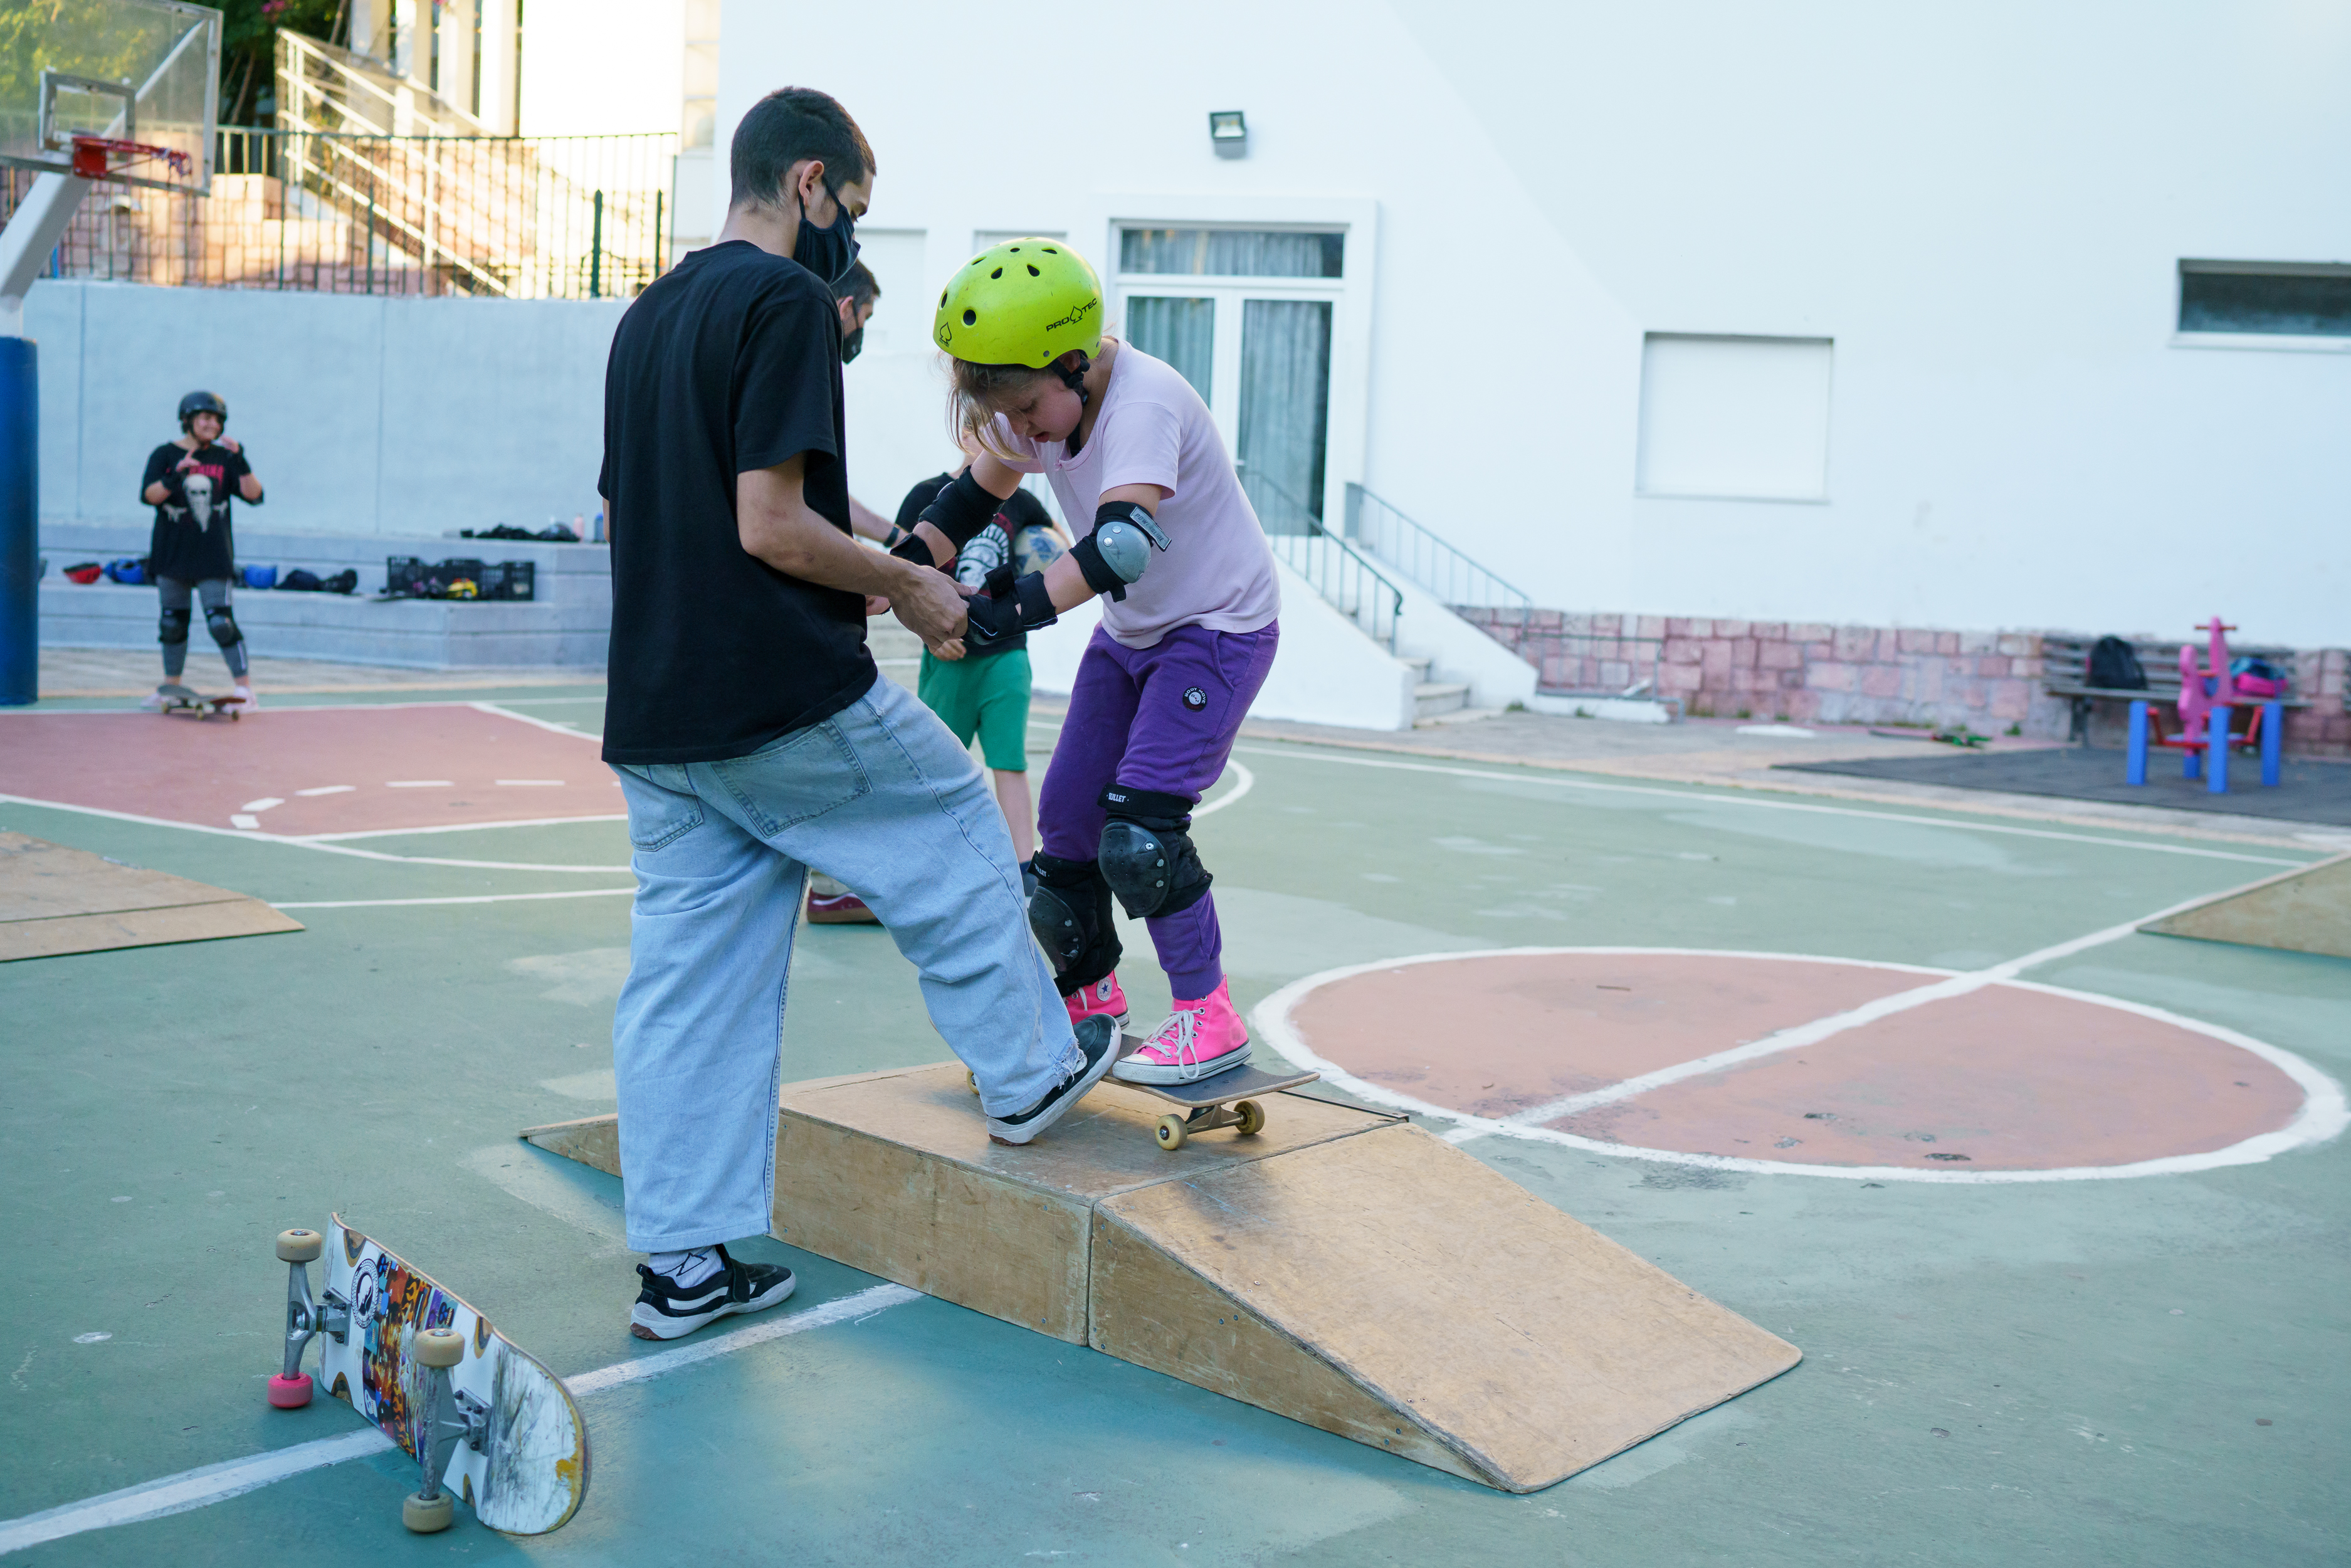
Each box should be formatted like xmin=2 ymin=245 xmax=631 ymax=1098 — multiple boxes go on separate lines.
xmin=3 ymin=685 xmax=2346 ymax=1565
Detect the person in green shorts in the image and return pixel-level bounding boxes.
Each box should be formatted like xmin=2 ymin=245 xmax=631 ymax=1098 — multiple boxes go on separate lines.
xmin=903 ymin=466 xmax=1067 ymax=893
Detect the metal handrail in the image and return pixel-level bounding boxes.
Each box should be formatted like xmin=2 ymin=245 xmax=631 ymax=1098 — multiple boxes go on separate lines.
xmin=1345 ymin=482 xmax=1533 ymax=622
xmin=1245 ymin=471 xmax=1403 ymax=653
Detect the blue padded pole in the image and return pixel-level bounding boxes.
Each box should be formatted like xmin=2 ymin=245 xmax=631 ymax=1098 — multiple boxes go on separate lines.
xmin=2125 ymin=700 xmax=2149 ymax=786
xmin=2262 ymin=700 xmax=2283 ymax=788
xmin=2207 ymin=704 xmax=2231 ymax=794
xmin=0 ymin=335 xmax=35 ymax=705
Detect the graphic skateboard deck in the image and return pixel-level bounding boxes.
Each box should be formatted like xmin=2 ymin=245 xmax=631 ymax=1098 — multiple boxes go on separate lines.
xmin=271 ymin=1216 xmax=589 ymax=1535
xmin=1112 ymin=1036 xmax=1320 ymax=1151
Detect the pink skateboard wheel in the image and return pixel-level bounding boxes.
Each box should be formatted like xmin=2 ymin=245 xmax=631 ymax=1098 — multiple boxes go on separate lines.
xmin=268 ymin=1372 xmax=313 ymax=1409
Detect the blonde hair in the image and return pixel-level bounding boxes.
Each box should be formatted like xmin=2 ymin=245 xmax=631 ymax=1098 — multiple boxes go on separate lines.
xmin=945 ymin=357 xmax=1056 ymax=462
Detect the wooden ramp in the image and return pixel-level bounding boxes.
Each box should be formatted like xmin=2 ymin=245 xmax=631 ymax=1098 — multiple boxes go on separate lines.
xmin=2141 ymin=853 xmax=2351 ymax=960
xmin=523 ymin=1063 xmax=1799 ymax=1492
xmin=0 ymin=832 xmax=301 ymax=962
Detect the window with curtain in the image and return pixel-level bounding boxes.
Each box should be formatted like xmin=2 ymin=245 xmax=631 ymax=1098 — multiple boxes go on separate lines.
xmin=1236 ymin=298 xmax=1332 ymax=531
xmin=1124 ymin=297 xmax=1214 ymax=399
xmin=1120 ymin=229 xmax=1343 ymax=278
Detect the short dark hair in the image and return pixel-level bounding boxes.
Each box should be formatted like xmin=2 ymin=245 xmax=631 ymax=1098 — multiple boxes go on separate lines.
xmin=833 ymin=260 xmax=879 ymax=312
xmin=728 ymin=88 xmax=875 ymax=211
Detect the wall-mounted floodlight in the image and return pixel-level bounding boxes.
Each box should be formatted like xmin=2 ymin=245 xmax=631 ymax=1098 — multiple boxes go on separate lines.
xmin=1209 ymin=110 xmax=1247 ymax=159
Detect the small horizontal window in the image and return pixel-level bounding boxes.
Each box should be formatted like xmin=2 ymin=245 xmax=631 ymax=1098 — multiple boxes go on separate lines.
xmin=1119 ymin=228 xmax=1342 ymax=278
xmin=2179 ymin=261 xmax=2351 ymax=337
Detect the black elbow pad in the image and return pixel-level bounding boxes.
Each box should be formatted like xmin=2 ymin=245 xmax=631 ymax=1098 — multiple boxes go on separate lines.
xmin=888 ymin=531 xmax=937 ymax=567
xmin=915 ymin=468 xmax=1001 ymax=551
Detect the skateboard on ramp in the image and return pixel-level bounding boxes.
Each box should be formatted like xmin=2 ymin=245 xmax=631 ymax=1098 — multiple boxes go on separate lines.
xmin=967 ymin=1040 xmax=1320 ymax=1150
xmin=155 ymin=684 xmax=242 ymax=720
xmin=269 ymin=1216 xmax=589 ymax=1535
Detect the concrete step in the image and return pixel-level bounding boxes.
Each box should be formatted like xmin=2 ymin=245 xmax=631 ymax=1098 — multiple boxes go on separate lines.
xmin=1416 ymin=705 xmax=1504 ymax=729
xmin=1414 ymin=679 xmax=1471 ymax=720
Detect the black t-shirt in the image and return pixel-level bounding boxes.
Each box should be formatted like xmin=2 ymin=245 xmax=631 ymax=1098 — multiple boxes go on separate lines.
xmin=598 ymin=241 xmax=874 ymax=764
xmin=143 ymin=441 xmax=255 ymax=583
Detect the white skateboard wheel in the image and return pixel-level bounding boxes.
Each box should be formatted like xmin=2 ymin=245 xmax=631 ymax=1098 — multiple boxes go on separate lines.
xmin=1234 ymin=1100 xmax=1266 ymax=1137
xmin=1155 ymin=1114 xmax=1187 ymax=1151
xmin=416 ymin=1327 xmax=465 ymax=1368
xmin=276 ymin=1229 xmax=323 ymax=1263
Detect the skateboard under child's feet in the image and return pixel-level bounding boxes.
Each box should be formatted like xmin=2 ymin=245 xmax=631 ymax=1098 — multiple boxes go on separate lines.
xmin=150 ymin=683 xmax=242 ymax=719
xmin=270 ymin=1216 xmax=589 ymax=1535
xmin=1114 ymin=1033 xmax=1320 ymax=1151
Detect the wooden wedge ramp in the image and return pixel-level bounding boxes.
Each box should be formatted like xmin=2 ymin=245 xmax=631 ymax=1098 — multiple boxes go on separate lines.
xmin=2141 ymin=853 xmax=2351 ymax=960
xmin=0 ymin=832 xmax=301 ymax=961
xmin=522 ymin=1062 xmax=1799 ymax=1492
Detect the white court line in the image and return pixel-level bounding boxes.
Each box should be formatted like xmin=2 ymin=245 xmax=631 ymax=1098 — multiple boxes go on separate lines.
xmin=1229 ymin=744 xmax=2313 ymax=866
xmin=384 ymin=780 xmax=454 ymax=788
xmin=1250 ymin=920 xmax=2350 ymax=1184
xmin=273 ymin=887 xmax=635 ymax=910
xmin=0 ymin=1283 xmax=918 ymax=1557
xmin=1192 ymin=760 xmax=1254 ymax=819
xmin=228 ymin=814 xmax=259 ymax=830
xmin=0 ymin=796 xmax=631 ymax=873
xmin=299 ymin=814 xmax=627 ymax=841
xmin=472 ymin=700 xmax=606 ymax=740
xmin=238 ymin=797 xmax=283 ymax=813
xmin=293 ymin=786 xmax=354 ymax=797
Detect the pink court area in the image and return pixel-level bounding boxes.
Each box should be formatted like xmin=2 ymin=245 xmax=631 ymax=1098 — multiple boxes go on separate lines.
xmin=0 ymin=705 xmax=615 ymax=835
xmin=1289 ymin=954 xmax=2306 ymax=1172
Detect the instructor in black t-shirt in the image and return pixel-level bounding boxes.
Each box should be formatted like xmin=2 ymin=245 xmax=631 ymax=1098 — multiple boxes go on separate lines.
xmin=138 ymin=391 xmax=265 ymax=712
xmin=596 ymin=86 xmax=1116 ymax=1344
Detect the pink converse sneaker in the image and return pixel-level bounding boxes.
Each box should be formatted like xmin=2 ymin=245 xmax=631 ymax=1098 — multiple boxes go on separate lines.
xmin=1064 ymin=972 xmax=1129 ymax=1031
xmin=1112 ymin=977 xmax=1251 ymax=1085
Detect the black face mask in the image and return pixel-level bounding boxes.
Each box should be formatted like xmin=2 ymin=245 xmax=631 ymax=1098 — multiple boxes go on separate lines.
xmin=839 ymin=324 xmax=865 ymax=364
xmin=796 ymin=184 xmax=859 ymax=287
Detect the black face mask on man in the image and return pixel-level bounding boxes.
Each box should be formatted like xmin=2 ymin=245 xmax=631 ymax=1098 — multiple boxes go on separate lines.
xmin=838 ymin=324 xmax=865 ymax=364
xmin=795 ymin=181 xmax=860 ymax=287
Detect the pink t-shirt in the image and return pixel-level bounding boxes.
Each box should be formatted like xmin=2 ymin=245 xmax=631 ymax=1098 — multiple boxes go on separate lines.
xmin=991 ymin=344 xmax=1280 ymax=650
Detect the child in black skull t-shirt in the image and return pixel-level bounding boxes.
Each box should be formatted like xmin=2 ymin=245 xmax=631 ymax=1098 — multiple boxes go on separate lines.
xmin=139 ymin=391 xmax=265 ymax=710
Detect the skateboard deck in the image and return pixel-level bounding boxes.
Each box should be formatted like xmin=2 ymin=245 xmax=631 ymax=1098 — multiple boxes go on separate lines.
xmin=1113 ymin=1036 xmax=1320 ymax=1150
xmin=310 ymin=1214 xmax=589 ymax=1534
xmin=157 ymin=685 xmax=241 ymax=720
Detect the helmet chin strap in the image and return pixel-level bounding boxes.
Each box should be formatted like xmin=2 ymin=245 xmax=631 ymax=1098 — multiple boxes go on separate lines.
xmin=1058 ymin=352 xmax=1093 ymax=456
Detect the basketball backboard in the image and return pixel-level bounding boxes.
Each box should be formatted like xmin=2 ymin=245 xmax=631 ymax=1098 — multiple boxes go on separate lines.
xmin=0 ymin=0 xmax=219 ymax=194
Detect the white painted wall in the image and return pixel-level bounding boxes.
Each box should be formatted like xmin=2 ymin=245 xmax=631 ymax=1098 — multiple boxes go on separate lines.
xmin=29 ymin=280 xmax=620 ymax=536
xmin=715 ymin=0 xmax=2350 ymax=649
xmin=517 ymin=0 xmax=680 ymax=136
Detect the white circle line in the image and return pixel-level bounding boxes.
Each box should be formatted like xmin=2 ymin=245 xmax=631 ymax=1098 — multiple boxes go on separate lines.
xmin=1248 ymin=946 xmax=2349 ymax=1184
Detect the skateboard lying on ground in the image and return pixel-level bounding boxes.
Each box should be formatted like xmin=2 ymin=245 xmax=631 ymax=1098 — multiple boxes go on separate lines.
xmin=155 ymin=683 xmax=241 ymax=720
xmin=965 ymin=1039 xmax=1320 ymax=1151
xmin=270 ymin=1215 xmax=589 ymax=1535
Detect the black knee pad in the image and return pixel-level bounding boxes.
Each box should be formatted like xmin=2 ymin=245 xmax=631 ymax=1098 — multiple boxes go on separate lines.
xmin=1028 ymin=852 xmax=1122 ymax=995
xmin=206 ymin=606 xmax=241 ymax=648
xmin=1097 ymin=785 xmax=1212 ymax=920
xmin=158 ymin=608 xmax=190 ymax=646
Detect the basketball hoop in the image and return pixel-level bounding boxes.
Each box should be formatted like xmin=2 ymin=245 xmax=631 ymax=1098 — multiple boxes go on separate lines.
xmin=68 ymin=133 xmax=191 ymax=182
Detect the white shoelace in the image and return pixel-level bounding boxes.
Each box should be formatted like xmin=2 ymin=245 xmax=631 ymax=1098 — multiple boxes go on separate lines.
xmin=1142 ymin=1004 xmax=1204 ymax=1064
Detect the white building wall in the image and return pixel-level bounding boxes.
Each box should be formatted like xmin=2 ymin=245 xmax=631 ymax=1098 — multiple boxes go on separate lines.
xmin=716 ymin=0 xmax=2349 ymax=649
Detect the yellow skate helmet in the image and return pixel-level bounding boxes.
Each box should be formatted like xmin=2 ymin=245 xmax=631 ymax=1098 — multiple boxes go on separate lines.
xmin=934 ymin=239 xmax=1102 ymax=368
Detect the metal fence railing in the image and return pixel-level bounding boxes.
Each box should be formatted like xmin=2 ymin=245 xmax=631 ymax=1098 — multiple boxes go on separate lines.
xmin=1344 ymin=483 xmax=1534 ymax=622
xmin=1248 ymin=471 xmax=1402 ymax=653
xmin=1 ymin=126 xmax=674 ymax=300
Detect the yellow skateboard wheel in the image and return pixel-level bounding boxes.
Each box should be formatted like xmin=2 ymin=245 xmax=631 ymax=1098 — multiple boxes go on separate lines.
xmin=416 ymin=1327 xmax=465 ymax=1369
xmin=967 ymin=1070 xmax=979 ymax=1096
xmin=275 ymin=1228 xmax=323 ymax=1263
xmin=402 ymin=1490 xmax=455 ymax=1533
xmin=1155 ymin=1113 xmax=1187 ymax=1151
xmin=1234 ymin=1100 xmax=1266 ymax=1137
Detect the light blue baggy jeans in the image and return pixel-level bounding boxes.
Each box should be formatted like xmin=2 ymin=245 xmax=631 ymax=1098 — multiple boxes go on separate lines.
xmin=609 ymin=674 xmax=1080 ymax=1253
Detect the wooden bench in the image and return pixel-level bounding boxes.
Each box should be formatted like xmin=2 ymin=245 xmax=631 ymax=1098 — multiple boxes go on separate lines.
xmin=2040 ymin=631 xmax=2306 ymax=744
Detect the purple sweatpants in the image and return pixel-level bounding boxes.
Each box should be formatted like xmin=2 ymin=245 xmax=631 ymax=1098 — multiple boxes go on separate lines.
xmin=1039 ymin=620 xmax=1279 ymax=999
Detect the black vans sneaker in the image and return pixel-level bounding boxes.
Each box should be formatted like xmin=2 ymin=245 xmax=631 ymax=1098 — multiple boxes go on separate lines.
xmin=628 ymin=1245 xmax=796 ymax=1341
xmin=987 ymin=1015 xmax=1120 ymax=1145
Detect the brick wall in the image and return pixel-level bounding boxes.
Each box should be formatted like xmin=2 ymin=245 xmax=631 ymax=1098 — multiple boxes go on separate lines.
xmin=1461 ymin=610 xmax=2350 ymax=755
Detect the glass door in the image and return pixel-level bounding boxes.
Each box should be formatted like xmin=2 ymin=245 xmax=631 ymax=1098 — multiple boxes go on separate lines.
xmin=1114 ymin=226 xmax=1345 ymax=532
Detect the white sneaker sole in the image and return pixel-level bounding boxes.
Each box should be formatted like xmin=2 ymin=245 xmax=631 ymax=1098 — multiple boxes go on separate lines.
xmin=627 ymin=1271 xmax=796 ymax=1340
xmin=1111 ymin=1043 xmax=1253 ymax=1086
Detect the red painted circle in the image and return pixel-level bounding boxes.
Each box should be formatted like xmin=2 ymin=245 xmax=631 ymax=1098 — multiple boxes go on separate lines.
xmin=1285 ymin=952 xmax=2308 ymax=1172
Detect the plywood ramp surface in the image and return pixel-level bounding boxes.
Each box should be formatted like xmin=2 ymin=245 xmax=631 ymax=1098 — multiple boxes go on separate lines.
xmin=522 ymin=1066 xmax=1801 ymax=1490
xmin=2141 ymin=853 xmax=2351 ymax=960
xmin=0 ymin=833 xmax=301 ymax=960
xmin=1093 ymin=1124 xmax=1801 ymax=1492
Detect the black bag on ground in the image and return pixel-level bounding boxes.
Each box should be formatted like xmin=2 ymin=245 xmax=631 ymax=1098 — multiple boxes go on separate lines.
xmin=281 ymin=568 xmax=323 ymax=591
xmin=2088 ymin=636 xmax=2147 ymax=690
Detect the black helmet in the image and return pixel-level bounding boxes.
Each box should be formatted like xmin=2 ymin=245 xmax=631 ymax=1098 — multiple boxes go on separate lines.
xmin=177 ymin=390 xmax=228 ymax=431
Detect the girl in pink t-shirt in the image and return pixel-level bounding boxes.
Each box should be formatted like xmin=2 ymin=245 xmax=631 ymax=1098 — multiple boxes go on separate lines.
xmin=898 ymin=239 xmax=1279 ymax=1084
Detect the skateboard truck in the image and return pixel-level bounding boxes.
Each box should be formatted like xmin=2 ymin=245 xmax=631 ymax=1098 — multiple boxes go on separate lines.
xmin=406 ymin=1327 xmax=490 ymax=1533
xmin=271 ymin=1228 xmax=349 ymax=1409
